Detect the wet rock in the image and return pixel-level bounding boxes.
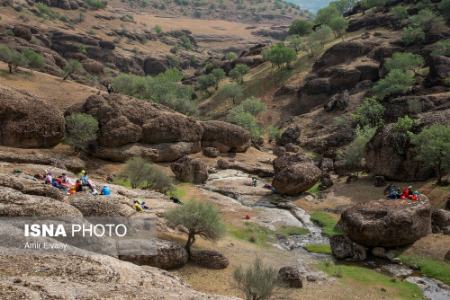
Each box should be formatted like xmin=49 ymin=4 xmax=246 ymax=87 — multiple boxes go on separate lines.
xmin=201 ymin=121 xmax=251 ymax=153
xmin=171 ymin=156 xmax=208 ymax=184
xmin=330 ymin=235 xmax=367 ymax=261
xmin=217 ymin=159 xmax=273 ymax=178
xmin=203 ymin=147 xmax=220 ymax=158
xmin=278 ymin=266 xmax=303 ymax=288
xmin=339 ymin=199 xmax=432 ymax=247
xmin=190 ymin=250 xmax=229 ymax=269
xmin=118 ymin=238 xmax=188 ymax=270
xmin=431 ymin=209 xmax=450 ymax=234
xmin=272 ymin=163 xmax=321 ymax=196
xmin=0 ymin=86 xmax=64 ymax=148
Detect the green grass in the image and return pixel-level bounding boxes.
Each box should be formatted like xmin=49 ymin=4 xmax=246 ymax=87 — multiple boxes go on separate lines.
xmin=320 ymin=262 xmax=424 ymax=300
xmin=306 ymin=182 xmax=320 ymax=195
xmin=310 ymin=211 xmax=343 ymax=237
xmin=113 ymin=177 xmax=132 ymax=188
xmin=304 ymin=243 xmax=332 ymax=255
xmin=228 ymin=223 xmax=308 ymax=247
xmin=398 ymin=255 xmax=450 ymax=285
xmin=168 ymin=184 xmax=188 ymax=199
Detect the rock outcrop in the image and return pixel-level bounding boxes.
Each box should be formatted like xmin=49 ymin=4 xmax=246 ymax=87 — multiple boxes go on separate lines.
xmin=272 ymin=162 xmax=321 ymax=196
xmin=432 ymin=209 xmax=450 ymax=235
xmin=0 ymin=86 xmax=64 ymax=148
xmin=330 ymin=235 xmax=367 ymax=261
xmin=190 ymin=250 xmax=229 ymax=269
xmin=170 ymin=156 xmax=208 ymax=184
xmin=217 ymin=159 xmax=274 ymax=177
xmin=339 ymin=199 xmax=432 ymax=247
xmin=278 ymin=266 xmax=303 ymax=288
xmin=201 ymin=120 xmax=251 ymax=153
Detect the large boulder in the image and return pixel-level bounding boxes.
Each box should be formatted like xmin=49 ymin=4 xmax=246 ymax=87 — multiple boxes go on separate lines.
xmin=190 ymin=250 xmax=229 ymax=269
xmin=339 ymin=199 xmax=432 ymax=247
xmin=431 ymin=209 xmax=450 ymax=234
xmin=143 ymin=57 xmax=168 ymax=76
xmin=278 ymin=266 xmax=303 ymax=288
xmin=425 ymin=55 xmax=450 ymax=87
xmin=69 ymin=194 xmax=136 ymax=217
xmin=201 ymin=121 xmax=251 ymax=152
xmin=170 ymin=156 xmax=208 ymax=184
xmin=0 ymin=86 xmax=64 ymax=148
xmin=217 ymin=159 xmax=273 ymax=177
xmin=117 ymin=238 xmax=188 ymax=270
xmin=330 ymin=235 xmax=367 ymax=261
xmin=278 ymin=125 xmax=301 ymax=146
xmin=272 ymin=163 xmax=321 ymax=196
xmin=273 ymin=152 xmax=314 ymax=173
xmin=365 ymin=125 xmax=434 ymax=181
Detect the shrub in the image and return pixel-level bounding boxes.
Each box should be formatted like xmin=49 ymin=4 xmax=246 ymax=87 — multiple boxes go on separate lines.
xmin=373 ymin=69 xmax=415 ymax=98
xmin=431 ymin=39 xmax=450 ymax=57
xmin=218 ymin=83 xmax=243 ymax=104
xmin=268 ymin=125 xmax=281 ymax=143
xmin=288 ymin=19 xmax=312 ymax=36
xmin=287 ymin=35 xmax=306 ymax=53
xmin=165 ymin=200 xmax=225 ymax=255
xmin=64 ymin=113 xmax=98 ymax=151
xmin=120 ymin=157 xmax=173 ymax=192
xmin=410 ymin=124 xmax=450 ymax=184
xmin=339 ymin=125 xmax=377 ymax=172
xmin=197 ymin=73 xmax=217 ymax=91
xmin=240 ymin=97 xmax=266 ymax=116
xmin=227 ymin=108 xmax=263 ymax=140
xmin=384 ymin=52 xmax=424 ymax=73
xmin=315 ymin=5 xmax=340 ymax=25
xmin=310 ymin=25 xmax=334 ymax=48
xmin=233 ymin=258 xmax=280 ymax=300
xmin=353 ymin=97 xmax=385 ymax=128
xmin=409 ymin=8 xmax=440 ymax=32
xmin=35 ymin=3 xmax=60 ymax=19
xmin=112 ymin=69 xmax=197 ymax=115
xmin=391 ymin=5 xmax=409 ymax=19
xmin=328 ymin=15 xmax=348 ymax=38
xmin=0 ymin=45 xmax=27 ymax=73
xmin=361 ymin=0 xmax=387 ymax=10
xmin=154 ymin=25 xmax=162 ymax=34
xmin=211 ymin=68 xmax=225 ymax=89
xmin=22 ymin=49 xmax=44 ymax=69
xmin=225 ymin=52 xmax=238 ymax=61
xmin=331 ymin=0 xmax=358 ymax=14
xmin=262 ymin=43 xmax=297 ymax=68
xmin=229 ymin=64 xmax=250 ymax=83
xmin=63 ymin=59 xmax=83 ymax=80
xmin=394 ymin=115 xmax=414 ymax=132
xmin=401 ymin=27 xmax=425 ymax=46
xmin=440 ymin=0 xmax=450 ymax=20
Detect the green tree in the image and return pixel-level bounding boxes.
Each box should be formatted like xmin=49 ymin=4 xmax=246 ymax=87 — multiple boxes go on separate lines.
xmin=240 ymin=97 xmax=266 ymax=116
xmin=431 ymin=39 xmax=450 ymax=57
xmin=328 ymin=15 xmax=349 ymax=39
xmin=165 ymin=200 xmax=225 ymax=256
xmin=409 ymin=8 xmax=440 ymax=32
xmin=227 ymin=107 xmax=263 ymax=140
xmin=353 ymin=97 xmax=385 ymax=128
xmin=394 ymin=115 xmax=415 ymax=132
xmin=373 ymin=69 xmax=415 ymax=99
xmin=361 ymin=0 xmax=387 ymax=10
xmin=211 ymin=68 xmax=225 ymax=89
xmin=339 ymin=126 xmax=376 ymax=173
xmin=288 ymin=19 xmax=312 ymax=36
xmin=287 ymin=35 xmax=306 ymax=53
xmin=268 ymin=125 xmax=281 ymax=143
xmin=226 ymin=52 xmax=238 ymax=61
xmin=197 ymin=73 xmax=217 ymax=91
xmin=64 ymin=113 xmax=98 ymax=151
xmin=410 ymin=125 xmax=450 ymax=184
xmin=401 ymin=26 xmax=425 ymax=46
xmin=219 ymin=83 xmax=244 ymax=104
xmin=63 ymin=59 xmax=83 ymax=80
xmin=331 ymin=0 xmax=357 ymax=14
xmin=391 ymin=5 xmax=409 ymax=19
xmin=315 ymin=5 xmax=340 ymax=25
xmin=233 ymin=258 xmax=280 ymax=300
xmin=0 ymin=45 xmax=27 ymax=73
xmin=384 ymin=52 xmax=424 ymax=74
xmin=229 ymin=64 xmax=250 ymax=83
xmin=310 ymin=25 xmax=334 ymax=48
xmin=22 ymin=49 xmax=44 ymax=69
xmin=120 ymin=157 xmax=173 ymax=192
xmin=262 ymin=43 xmax=297 ymax=68
xmin=440 ymin=0 xmax=450 ymax=20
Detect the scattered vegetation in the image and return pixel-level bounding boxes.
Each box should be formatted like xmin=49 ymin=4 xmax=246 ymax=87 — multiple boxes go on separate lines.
xmin=119 ymin=157 xmax=173 ymax=193
xmin=233 ymin=258 xmax=280 ymax=300
xmin=112 ymin=69 xmax=197 ymax=115
xmin=310 ymin=211 xmax=342 ymax=237
xmin=0 ymin=45 xmax=44 ymax=73
xmin=165 ymin=200 xmax=225 ymax=255
xmin=225 ymin=52 xmax=238 ymax=61
xmin=339 ymin=126 xmax=377 ymax=172
xmin=304 ymin=243 xmax=332 ymax=255
xmin=64 ymin=113 xmax=98 ymax=151
xmin=398 ymin=255 xmax=450 ymax=285
xmin=226 ymin=97 xmax=266 ymax=140
xmin=267 ymin=125 xmax=281 ymax=143
xmin=63 ymin=59 xmax=83 ymax=80
xmin=262 ymin=43 xmax=297 ymax=69
xmin=432 ymin=39 xmax=450 ymax=57
xmin=288 ymin=19 xmax=312 ymax=36
xmin=230 ymin=64 xmax=250 ymax=84
xmin=353 ymin=97 xmax=385 ymax=128
xmin=218 ymin=83 xmax=244 ymax=104
xmin=409 ymin=124 xmax=450 ymax=184
xmin=384 ymin=52 xmax=424 ymax=74
xmin=373 ymin=69 xmax=415 ymax=99
xmin=84 ymin=0 xmax=107 ymax=10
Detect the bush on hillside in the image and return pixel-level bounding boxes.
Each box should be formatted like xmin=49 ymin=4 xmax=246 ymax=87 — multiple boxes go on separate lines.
xmin=165 ymin=200 xmax=225 ymax=255
xmin=229 ymin=64 xmax=250 ymax=84
xmin=339 ymin=126 xmax=377 ymax=172
xmin=328 ymin=15 xmax=348 ymax=39
xmin=384 ymin=52 xmax=424 ymax=73
xmin=84 ymin=0 xmax=107 ymax=9
xmin=197 ymin=73 xmax=217 ymax=91
xmin=373 ymin=69 xmax=415 ymax=99
xmin=218 ymin=83 xmax=244 ymax=104
xmin=401 ymin=26 xmax=425 ymax=46
xmin=262 ymin=43 xmax=297 ymax=68
xmin=268 ymin=125 xmax=282 ymax=143
xmin=64 ymin=113 xmax=98 ymax=151
xmin=211 ymin=68 xmax=225 ymax=89
xmin=394 ymin=115 xmax=415 ymax=132
xmin=391 ymin=5 xmax=409 ymax=19
xmin=22 ymin=49 xmax=44 ymax=69
xmin=440 ymin=0 xmax=450 ymax=20
xmin=361 ymin=0 xmax=387 ymax=10
xmin=353 ymin=97 xmax=385 ymax=128
xmin=432 ymin=39 xmax=450 ymax=57
xmin=233 ymin=258 xmax=280 ymax=300
xmin=226 ymin=52 xmax=238 ymax=61
xmin=315 ymin=5 xmax=340 ymax=26
xmin=287 ymin=35 xmax=306 ymax=53
xmin=240 ymin=97 xmax=266 ymax=116
xmin=63 ymin=59 xmax=83 ymax=80
xmin=288 ymin=19 xmax=312 ymax=36
xmin=120 ymin=157 xmax=173 ymax=192
xmin=227 ymin=107 xmax=263 ymax=140
xmin=0 ymin=45 xmax=28 ymax=73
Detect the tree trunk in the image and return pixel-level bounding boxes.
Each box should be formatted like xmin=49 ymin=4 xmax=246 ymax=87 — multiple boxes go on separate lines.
xmin=185 ymin=231 xmax=195 ymax=256
xmin=8 ymin=63 xmax=12 ymax=73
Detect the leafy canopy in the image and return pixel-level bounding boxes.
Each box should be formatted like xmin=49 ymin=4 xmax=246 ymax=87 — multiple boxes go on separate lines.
xmin=64 ymin=113 xmax=98 ymax=151
xmin=353 ymin=97 xmax=385 ymax=128
xmin=288 ymin=19 xmax=312 ymax=36
xmin=373 ymin=69 xmax=415 ymax=99
xmin=263 ymin=43 xmax=297 ymax=68
xmin=384 ymin=52 xmax=424 ymax=73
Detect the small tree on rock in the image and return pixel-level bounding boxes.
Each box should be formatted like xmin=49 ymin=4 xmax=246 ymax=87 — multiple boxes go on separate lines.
xmin=64 ymin=113 xmax=98 ymax=151
xmin=310 ymin=25 xmax=334 ymax=48
xmin=410 ymin=125 xmax=450 ymax=184
xmin=165 ymin=200 xmax=225 ymax=256
xmin=353 ymin=97 xmax=385 ymax=128
xmin=339 ymin=126 xmax=377 ymax=174
xmin=329 ymin=15 xmax=348 ymax=39
xmin=233 ymin=258 xmax=280 ymax=300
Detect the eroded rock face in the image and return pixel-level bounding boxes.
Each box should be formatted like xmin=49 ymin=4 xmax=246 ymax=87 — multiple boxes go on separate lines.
xmin=201 ymin=121 xmax=251 ymax=153
xmin=170 ymin=156 xmax=208 ymax=184
xmin=339 ymin=199 xmax=432 ymax=247
xmin=313 ymin=41 xmax=375 ymax=71
xmin=425 ymin=55 xmax=450 ymax=87
xmin=432 ymin=209 xmax=450 ymax=235
xmin=273 ymin=152 xmax=314 ymax=173
xmin=330 ymin=235 xmax=367 ymax=261
xmin=278 ymin=266 xmax=303 ymax=288
xmin=0 ymin=86 xmax=64 ymax=148
xmin=217 ymin=159 xmax=273 ymax=178
xmin=272 ymin=163 xmax=321 ymax=196
xmin=278 ymin=125 xmax=301 ymax=146
xmin=190 ymin=250 xmax=229 ymax=269
xmin=118 ymin=238 xmax=188 ymax=270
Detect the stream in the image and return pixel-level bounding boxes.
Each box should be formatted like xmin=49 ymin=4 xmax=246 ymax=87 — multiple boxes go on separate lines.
xmin=200 ymin=169 xmax=450 ymax=300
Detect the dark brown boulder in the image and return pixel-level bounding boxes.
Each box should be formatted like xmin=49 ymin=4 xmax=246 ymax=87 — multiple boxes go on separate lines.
xmin=329 ymin=68 xmax=361 ymax=90
xmin=13 ymin=25 xmax=32 ymax=41
xmin=425 ymin=55 xmax=450 ymax=87
xmin=273 ymin=152 xmax=314 ymax=173
xmin=201 ymin=121 xmax=251 ymax=153
xmin=190 ymin=250 xmax=229 ymax=269
xmin=272 ymin=162 xmax=321 ymax=196
xmin=339 ymin=199 xmax=432 ymax=247
xmin=313 ymin=41 xmax=374 ymax=71
xmin=330 ymin=235 xmax=367 ymax=261
xmin=302 ymin=78 xmax=331 ymax=95
xmin=143 ymin=57 xmax=168 ymax=76
xmin=0 ymin=86 xmax=64 ymax=148
xmin=202 ymin=147 xmax=220 ymax=158
xmin=431 ymin=209 xmax=450 ymax=234
xmin=384 ymin=94 xmax=450 ymax=122
xmin=278 ymin=266 xmax=303 ymax=288
xmin=324 ymin=90 xmax=349 ymax=112
xmin=142 ymin=116 xmax=203 ymax=144
xmin=278 ymin=125 xmax=301 ymax=146
xmin=171 ymin=156 xmax=208 ymax=184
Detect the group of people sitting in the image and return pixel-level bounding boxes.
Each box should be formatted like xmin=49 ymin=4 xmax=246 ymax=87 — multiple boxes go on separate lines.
xmin=41 ymin=170 xmax=110 ymax=196
xmin=385 ymin=184 xmax=421 ymax=201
